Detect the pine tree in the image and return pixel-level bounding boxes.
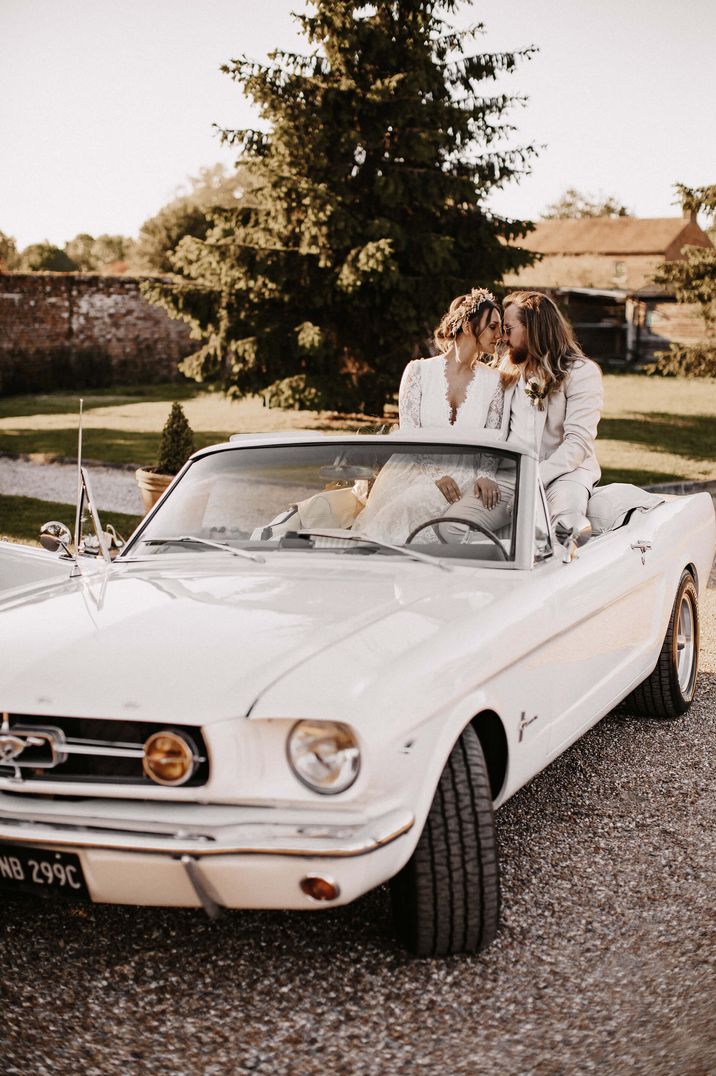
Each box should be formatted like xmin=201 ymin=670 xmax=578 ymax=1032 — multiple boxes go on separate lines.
xmin=145 ymin=0 xmax=537 ymax=413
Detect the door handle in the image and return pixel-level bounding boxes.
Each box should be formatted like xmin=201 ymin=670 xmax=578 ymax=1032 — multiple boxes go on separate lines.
xmin=631 ymin=539 xmax=652 ymax=564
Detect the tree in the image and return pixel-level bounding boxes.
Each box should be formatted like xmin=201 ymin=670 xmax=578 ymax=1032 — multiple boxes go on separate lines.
xmin=0 ymin=230 xmax=19 ymax=271
xmin=145 ymin=0 xmax=537 ymax=412
xmin=649 ymin=184 xmax=716 ymax=376
xmin=18 ymin=242 xmax=77 ymax=272
xmin=64 ymin=233 xmax=134 ymax=272
xmin=542 ymin=187 xmax=630 ymax=220
xmin=132 ymin=164 xmax=247 ymax=274
xmin=89 ymin=234 xmax=135 ymax=270
xmin=63 ymin=233 xmax=96 ymax=270
xmin=655 ymin=184 xmax=716 ymax=324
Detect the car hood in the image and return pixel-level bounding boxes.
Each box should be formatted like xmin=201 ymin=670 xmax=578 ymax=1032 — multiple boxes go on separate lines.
xmin=0 ymin=556 xmax=504 ymax=724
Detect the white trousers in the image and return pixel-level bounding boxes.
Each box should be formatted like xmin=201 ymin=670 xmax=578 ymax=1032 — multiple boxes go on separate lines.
xmin=440 ymin=475 xmax=590 ymax=542
xmin=544 ymin=478 xmax=590 ymax=521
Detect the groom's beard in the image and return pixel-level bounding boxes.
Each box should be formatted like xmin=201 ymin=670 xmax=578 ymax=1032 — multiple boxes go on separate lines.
xmin=508 ymin=344 xmax=530 ymax=365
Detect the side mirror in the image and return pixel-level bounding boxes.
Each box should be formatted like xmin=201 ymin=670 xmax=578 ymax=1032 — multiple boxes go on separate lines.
xmin=554 ymin=513 xmax=592 ymax=563
xmin=39 ymin=521 xmax=72 ymax=554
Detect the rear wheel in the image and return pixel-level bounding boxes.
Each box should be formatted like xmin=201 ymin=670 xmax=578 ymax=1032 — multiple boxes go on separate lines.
xmin=623 ymin=570 xmax=700 ymax=718
xmin=390 ymin=724 xmax=500 ymax=957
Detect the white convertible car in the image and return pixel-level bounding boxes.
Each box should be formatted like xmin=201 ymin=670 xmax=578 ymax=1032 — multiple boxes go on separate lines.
xmin=0 ymin=431 xmax=714 ymax=956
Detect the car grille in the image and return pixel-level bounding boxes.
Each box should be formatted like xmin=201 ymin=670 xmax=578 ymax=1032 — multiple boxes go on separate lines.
xmin=0 ymin=714 xmax=209 ymax=786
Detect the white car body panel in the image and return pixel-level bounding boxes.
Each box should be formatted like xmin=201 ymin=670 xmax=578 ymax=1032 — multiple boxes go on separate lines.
xmin=0 ymin=432 xmax=713 ymax=913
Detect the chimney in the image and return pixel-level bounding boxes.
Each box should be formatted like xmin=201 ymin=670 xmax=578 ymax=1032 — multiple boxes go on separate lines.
xmin=682 ymin=203 xmax=697 ymax=224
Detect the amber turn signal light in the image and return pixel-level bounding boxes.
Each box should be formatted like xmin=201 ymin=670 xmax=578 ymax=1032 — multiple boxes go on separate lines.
xmin=300 ymin=874 xmax=341 ymax=902
xmin=143 ymin=730 xmax=197 ymax=786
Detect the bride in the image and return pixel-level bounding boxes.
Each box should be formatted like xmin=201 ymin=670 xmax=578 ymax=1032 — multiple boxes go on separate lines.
xmin=353 ymin=288 xmax=508 ymax=544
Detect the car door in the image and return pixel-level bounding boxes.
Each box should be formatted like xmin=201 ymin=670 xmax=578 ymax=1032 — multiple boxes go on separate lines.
xmin=542 ymin=515 xmax=664 ymax=758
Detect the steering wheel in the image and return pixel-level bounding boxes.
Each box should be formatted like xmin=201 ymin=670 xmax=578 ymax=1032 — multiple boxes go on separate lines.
xmin=406 ymin=516 xmax=508 ymax=559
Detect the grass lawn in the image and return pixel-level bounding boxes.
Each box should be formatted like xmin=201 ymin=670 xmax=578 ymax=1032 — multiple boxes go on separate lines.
xmin=0 ymin=494 xmax=142 ymax=547
xmin=0 ymin=381 xmax=201 ymax=420
xmin=596 ymin=374 xmax=716 ymax=485
xmin=0 ymin=427 xmax=233 ymax=467
xmin=1 ymin=379 xmax=714 ymax=482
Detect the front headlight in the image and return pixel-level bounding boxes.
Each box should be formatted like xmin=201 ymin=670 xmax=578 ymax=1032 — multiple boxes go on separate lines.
xmin=287 ymin=721 xmax=360 ymax=795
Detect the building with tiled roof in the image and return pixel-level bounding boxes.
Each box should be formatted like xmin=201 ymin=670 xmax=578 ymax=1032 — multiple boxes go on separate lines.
xmin=505 ymin=212 xmax=713 ymax=291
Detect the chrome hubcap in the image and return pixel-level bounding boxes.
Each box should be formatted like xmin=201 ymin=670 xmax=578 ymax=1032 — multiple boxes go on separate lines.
xmin=676 ymin=595 xmax=695 ymax=695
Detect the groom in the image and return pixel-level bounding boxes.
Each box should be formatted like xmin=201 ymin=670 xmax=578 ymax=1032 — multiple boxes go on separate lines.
xmin=441 ymin=290 xmax=603 ymax=539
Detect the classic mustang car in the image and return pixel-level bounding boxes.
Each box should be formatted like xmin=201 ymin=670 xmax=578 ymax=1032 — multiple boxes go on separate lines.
xmin=0 ymin=431 xmax=714 ymax=957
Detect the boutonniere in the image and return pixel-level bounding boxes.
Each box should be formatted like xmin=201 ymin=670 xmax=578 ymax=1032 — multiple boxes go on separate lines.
xmin=524 ymin=379 xmax=548 ymax=410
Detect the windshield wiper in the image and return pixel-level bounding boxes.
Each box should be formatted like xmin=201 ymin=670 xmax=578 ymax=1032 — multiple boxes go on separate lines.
xmin=294 ymin=530 xmax=453 ymax=572
xmin=139 ymin=536 xmax=265 ymax=563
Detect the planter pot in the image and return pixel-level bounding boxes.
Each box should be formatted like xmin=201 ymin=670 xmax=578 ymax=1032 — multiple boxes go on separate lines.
xmin=135 ymin=467 xmax=174 ymax=515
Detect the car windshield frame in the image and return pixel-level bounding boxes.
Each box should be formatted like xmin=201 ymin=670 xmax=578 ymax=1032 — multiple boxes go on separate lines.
xmin=121 ymin=436 xmax=534 ymax=569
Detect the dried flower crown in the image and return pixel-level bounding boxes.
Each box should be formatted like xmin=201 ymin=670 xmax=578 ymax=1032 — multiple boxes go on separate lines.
xmin=444 ymin=288 xmax=496 ymax=338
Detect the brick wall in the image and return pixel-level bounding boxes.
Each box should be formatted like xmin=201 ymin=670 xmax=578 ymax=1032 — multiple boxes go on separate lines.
xmin=0 ymin=273 xmax=194 ymax=393
xmin=504 ymin=253 xmax=662 ymax=291
xmin=635 ymin=299 xmax=714 ymax=363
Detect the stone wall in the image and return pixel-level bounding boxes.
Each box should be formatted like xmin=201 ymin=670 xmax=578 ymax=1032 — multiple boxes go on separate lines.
xmin=0 ymin=273 xmax=194 ymax=393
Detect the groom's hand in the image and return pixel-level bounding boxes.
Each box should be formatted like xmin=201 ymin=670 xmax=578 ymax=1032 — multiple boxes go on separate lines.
xmin=474 ymin=476 xmax=500 ymax=510
xmin=435 ymin=475 xmax=461 ymax=504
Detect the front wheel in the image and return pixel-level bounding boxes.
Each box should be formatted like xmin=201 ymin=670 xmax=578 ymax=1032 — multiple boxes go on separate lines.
xmin=390 ymin=724 xmax=500 ymax=957
xmin=623 ymin=569 xmax=700 ymax=719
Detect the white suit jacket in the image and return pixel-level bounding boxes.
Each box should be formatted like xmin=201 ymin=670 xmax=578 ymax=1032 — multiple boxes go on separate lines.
xmin=507 ymin=359 xmax=603 ymax=490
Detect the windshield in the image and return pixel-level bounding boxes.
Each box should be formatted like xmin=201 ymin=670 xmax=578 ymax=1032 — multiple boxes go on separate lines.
xmin=124 ymin=440 xmax=521 ymax=564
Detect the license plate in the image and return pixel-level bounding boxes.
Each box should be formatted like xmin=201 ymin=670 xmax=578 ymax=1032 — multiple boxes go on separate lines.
xmin=0 ymin=843 xmax=90 ymax=900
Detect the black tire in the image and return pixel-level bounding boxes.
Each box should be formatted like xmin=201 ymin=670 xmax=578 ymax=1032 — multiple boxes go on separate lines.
xmin=623 ymin=570 xmax=700 ymax=719
xmin=389 ymin=724 xmax=500 ymax=957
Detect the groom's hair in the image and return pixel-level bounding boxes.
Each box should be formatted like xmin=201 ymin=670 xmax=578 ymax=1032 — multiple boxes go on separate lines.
xmin=501 ymin=291 xmax=586 ymax=393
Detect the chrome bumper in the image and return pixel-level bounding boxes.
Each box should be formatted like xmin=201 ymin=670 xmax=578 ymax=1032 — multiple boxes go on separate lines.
xmin=0 ymin=796 xmax=414 ymax=859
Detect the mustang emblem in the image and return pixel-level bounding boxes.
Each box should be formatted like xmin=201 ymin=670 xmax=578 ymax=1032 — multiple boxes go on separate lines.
xmin=0 ymin=734 xmax=30 ymax=764
xmin=0 ymin=732 xmax=46 ymax=764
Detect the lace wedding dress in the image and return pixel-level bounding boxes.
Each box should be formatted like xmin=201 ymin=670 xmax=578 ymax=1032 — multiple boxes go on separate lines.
xmin=353 ymin=355 xmax=506 ymax=543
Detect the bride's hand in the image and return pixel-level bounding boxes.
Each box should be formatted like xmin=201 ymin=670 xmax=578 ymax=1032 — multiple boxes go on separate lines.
xmin=474 ymin=477 xmax=500 ymax=510
xmin=435 ymin=475 xmax=461 ymax=504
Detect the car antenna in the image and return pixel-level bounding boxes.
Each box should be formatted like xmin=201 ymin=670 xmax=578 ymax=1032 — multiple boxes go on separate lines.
xmin=74 ymin=397 xmax=84 ymax=554
xmin=71 ymin=399 xmax=111 ymax=565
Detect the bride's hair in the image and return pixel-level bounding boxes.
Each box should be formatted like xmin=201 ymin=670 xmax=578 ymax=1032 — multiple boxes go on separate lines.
xmin=434 ymin=288 xmax=499 ymax=355
xmin=500 ymin=291 xmax=586 ymax=393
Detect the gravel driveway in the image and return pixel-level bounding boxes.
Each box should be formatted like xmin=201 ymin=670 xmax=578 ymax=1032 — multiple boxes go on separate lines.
xmin=2 ymin=587 xmax=714 ymax=1075
xmin=0 ymin=456 xmax=144 ymax=515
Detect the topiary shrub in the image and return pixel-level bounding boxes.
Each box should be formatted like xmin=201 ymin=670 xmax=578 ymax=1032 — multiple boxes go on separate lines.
xmin=157 ymin=402 xmax=194 ymax=475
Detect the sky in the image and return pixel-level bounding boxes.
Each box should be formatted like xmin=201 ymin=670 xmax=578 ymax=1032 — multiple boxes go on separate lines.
xmin=1 ymin=0 xmax=715 ymax=250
